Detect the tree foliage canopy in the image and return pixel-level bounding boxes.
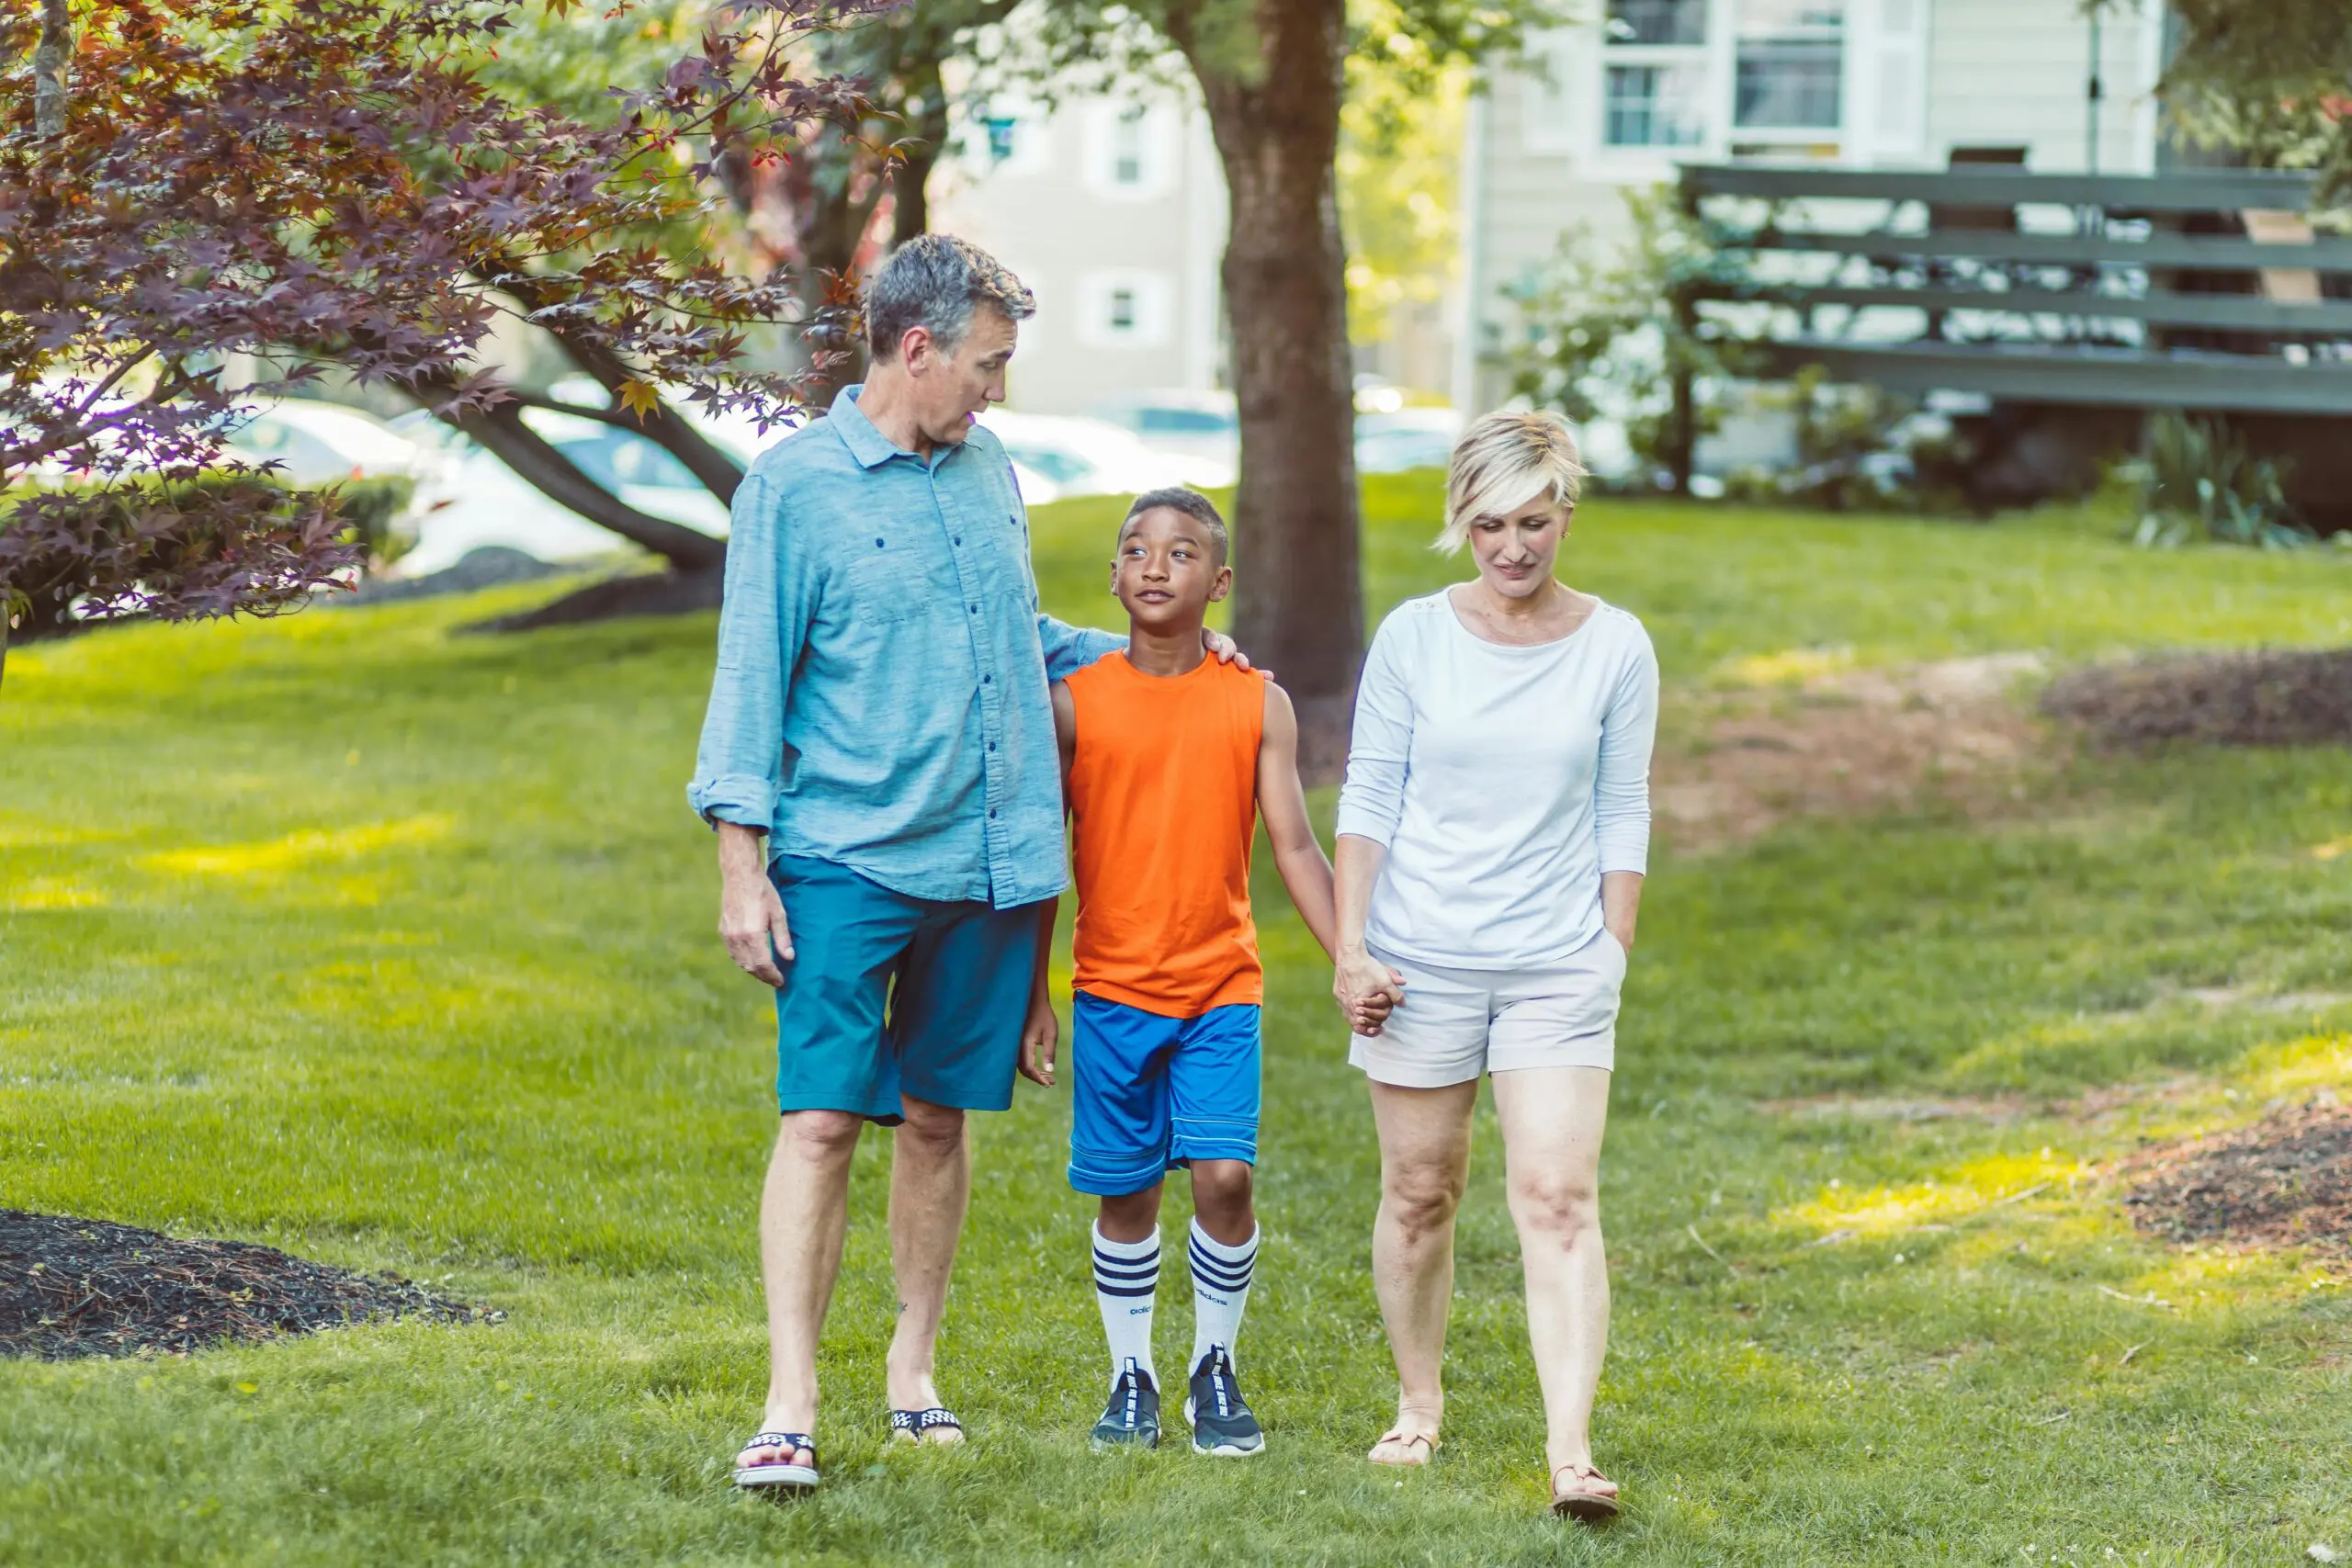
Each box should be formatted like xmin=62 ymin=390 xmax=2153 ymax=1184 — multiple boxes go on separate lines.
xmin=0 ymin=0 xmax=876 ymax=665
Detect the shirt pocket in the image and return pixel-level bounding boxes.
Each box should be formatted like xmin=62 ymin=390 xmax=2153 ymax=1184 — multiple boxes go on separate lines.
xmin=841 ymin=552 xmax=919 ymax=626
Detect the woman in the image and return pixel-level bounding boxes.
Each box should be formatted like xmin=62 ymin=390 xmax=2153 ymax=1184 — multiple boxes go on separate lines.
xmin=1330 ymin=409 xmax=1657 ymax=1520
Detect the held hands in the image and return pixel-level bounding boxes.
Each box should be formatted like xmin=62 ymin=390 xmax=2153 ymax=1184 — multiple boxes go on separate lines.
xmin=1019 ymin=987 xmax=1059 ymax=1088
xmin=720 ymin=866 xmax=794 ymax=987
xmin=1333 ymin=946 xmax=1406 ymax=1037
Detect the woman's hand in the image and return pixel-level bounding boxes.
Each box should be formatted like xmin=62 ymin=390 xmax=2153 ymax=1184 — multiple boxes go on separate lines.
xmin=1333 ymin=946 xmax=1407 ymax=1037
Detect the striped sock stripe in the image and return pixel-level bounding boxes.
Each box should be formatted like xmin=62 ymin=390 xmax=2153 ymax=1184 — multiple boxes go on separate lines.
xmin=1188 ymin=1251 xmax=1254 ymax=1290
xmin=1092 ymin=1255 xmax=1159 ymax=1280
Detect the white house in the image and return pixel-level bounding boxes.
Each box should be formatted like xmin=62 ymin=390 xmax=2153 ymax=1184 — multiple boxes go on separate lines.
xmin=927 ymin=86 xmax=1228 ymax=416
xmin=1455 ymin=0 xmax=2174 ymax=413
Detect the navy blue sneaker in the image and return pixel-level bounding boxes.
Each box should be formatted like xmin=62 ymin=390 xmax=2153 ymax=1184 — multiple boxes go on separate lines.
xmin=1184 ymin=1346 xmax=1264 ymax=1457
xmin=1091 ymin=1358 xmax=1160 ymax=1450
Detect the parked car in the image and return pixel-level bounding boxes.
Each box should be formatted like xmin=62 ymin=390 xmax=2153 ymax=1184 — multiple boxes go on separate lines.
xmin=1088 ymin=389 xmax=1240 ymax=474
xmin=977 ymin=410 xmax=1229 ymax=499
xmin=388 ymin=412 xmax=691 ymax=577
xmin=220 ymin=399 xmax=431 ymax=486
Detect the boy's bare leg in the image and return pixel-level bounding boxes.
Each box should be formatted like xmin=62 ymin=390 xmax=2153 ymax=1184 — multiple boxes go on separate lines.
xmin=749 ymin=1110 xmax=865 ymax=1470
xmin=1099 ymin=1182 xmax=1164 ymax=1242
xmin=1187 ymin=1158 xmax=1253 ymax=1245
xmin=884 ymin=1093 xmax=970 ymax=1439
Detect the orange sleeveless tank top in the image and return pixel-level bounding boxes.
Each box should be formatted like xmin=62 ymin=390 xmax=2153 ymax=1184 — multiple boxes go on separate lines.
xmin=1064 ymin=651 xmax=1265 ymax=1017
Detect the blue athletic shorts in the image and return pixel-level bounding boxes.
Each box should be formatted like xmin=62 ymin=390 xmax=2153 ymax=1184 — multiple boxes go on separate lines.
xmin=1068 ymin=991 xmax=1261 ymax=1197
xmin=766 ymin=855 xmax=1043 ymax=1125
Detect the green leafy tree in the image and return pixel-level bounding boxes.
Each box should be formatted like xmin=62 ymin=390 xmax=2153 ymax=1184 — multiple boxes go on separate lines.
xmin=1497 ymin=187 xmax=1757 ymax=490
xmin=2107 ymin=0 xmax=2352 ymax=203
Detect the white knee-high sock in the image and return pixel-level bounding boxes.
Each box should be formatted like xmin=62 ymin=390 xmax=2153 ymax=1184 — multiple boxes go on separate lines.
xmin=1188 ymin=1218 xmax=1258 ymax=1376
xmin=1092 ymin=1223 xmax=1159 ymax=1388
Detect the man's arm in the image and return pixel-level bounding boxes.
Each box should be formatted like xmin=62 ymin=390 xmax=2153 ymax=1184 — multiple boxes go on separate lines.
xmin=688 ymin=468 xmax=808 ymax=988
xmin=1256 ymin=681 xmax=1340 ymax=959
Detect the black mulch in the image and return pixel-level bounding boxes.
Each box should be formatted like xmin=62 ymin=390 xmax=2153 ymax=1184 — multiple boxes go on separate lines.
xmin=2123 ymin=1100 xmax=2352 ymax=1258
xmin=2042 ymin=648 xmax=2352 ymax=750
xmin=0 ymin=1210 xmax=500 ymax=1361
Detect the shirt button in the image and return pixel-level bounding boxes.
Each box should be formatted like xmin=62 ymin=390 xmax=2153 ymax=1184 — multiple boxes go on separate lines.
xmin=989 ymin=809 xmax=998 ymax=820
xmin=987 ymin=741 xmax=996 ymax=752
xmin=982 ymin=675 xmax=992 ymax=685
xmin=967 ymin=604 xmax=978 ymax=615
xmin=954 ymin=536 xmax=963 ymax=546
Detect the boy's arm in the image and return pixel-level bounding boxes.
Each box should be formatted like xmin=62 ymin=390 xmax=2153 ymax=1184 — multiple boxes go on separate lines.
xmin=1021 ymin=680 xmax=1079 ymax=1089
xmin=1256 ymin=681 xmax=1340 ymax=959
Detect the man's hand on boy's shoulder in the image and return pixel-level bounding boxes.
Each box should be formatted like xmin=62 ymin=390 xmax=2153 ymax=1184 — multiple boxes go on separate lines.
xmin=1203 ymin=628 xmax=1258 ymax=673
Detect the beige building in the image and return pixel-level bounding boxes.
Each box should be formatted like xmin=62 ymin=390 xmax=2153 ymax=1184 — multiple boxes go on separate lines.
xmin=1455 ymin=0 xmax=2173 ymax=412
xmin=929 ymin=86 xmax=1228 ymax=415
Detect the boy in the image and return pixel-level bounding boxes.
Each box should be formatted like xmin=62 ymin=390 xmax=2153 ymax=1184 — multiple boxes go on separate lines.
xmin=1019 ymin=487 xmax=1340 ymax=1456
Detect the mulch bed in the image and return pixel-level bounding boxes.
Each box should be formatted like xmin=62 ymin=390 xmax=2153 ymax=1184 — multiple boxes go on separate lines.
xmin=0 ymin=1210 xmax=499 ymax=1361
xmin=2042 ymin=648 xmax=2352 ymax=750
xmin=2123 ymin=1099 xmax=2352 ymax=1258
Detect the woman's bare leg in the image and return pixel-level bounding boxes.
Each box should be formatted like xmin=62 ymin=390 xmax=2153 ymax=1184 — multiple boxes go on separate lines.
xmin=1366 ymin=1078 xmax=1478 ymax=1461
xmin=1490 ymin=1066 xmax=1613 ymax=1489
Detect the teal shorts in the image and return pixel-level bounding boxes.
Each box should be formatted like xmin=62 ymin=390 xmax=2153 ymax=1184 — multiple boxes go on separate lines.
xmin=767 ymin=855 xmax=1044 ymax=1125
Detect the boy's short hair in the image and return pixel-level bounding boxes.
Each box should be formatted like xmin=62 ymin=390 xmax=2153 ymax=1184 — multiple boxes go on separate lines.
xmin=1121 ymin=487 xmax=1229 ymax=568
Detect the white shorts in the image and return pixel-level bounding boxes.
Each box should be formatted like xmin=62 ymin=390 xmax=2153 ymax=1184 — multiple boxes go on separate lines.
xmin=1347 ymin=926 xmax=1626 ymax=1088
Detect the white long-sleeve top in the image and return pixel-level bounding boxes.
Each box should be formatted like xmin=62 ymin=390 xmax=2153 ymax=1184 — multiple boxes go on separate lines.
xmin=1335 ymin=589 xmax=1659 ymax=970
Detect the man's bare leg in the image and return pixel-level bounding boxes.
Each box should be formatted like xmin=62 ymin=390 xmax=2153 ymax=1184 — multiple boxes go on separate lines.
xmin=884 ymin=1093 xmax=970 ymax=1439
xmin=746 ymin=1109 xmax=865 ymax=1471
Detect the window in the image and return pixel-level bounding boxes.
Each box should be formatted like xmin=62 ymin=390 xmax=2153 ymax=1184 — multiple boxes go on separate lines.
xmin=1606 ymin=0 xmax=1704 ymax=46
xmin=1734 ymin=0 xmax=1844 ymax=131
xmin=1111 ymin=108 xmax=1147 ymax=187
xmin=1078 ymin=270 xmax=1174 ymax=349
xmin=1605 ymin=64 xmax=1707 ymax=146
xmin=1600 ymin=0 xmax=1708 ymax=149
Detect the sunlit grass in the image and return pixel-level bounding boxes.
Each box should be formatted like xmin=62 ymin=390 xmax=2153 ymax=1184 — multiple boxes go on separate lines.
xmin=2 ymin=479 xmax=2346 ymax=1564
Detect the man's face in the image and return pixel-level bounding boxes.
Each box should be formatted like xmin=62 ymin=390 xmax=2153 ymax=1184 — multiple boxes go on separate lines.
xmin=903 ymin=305 xmax=1017 ymax=447
xmin=1111 ymin=505 xmax=1230 ymax=633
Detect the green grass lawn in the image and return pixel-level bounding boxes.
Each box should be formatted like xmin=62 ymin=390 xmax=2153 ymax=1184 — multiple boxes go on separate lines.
xmin=3 ymin=479 xmax=2347 ymax=1565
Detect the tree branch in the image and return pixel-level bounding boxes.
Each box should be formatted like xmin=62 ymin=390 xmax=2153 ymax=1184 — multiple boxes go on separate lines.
xmin=415 ymin=381 xmax=729 ymax=574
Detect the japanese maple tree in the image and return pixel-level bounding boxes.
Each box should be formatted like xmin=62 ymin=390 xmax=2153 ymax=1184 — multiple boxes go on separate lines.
xmin=0 ymin=0 xmax=879 ymax=680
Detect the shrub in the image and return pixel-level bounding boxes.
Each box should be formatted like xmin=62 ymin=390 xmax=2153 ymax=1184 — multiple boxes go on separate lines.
xmin=2126 ymin=412 xmax=2312 ymax=549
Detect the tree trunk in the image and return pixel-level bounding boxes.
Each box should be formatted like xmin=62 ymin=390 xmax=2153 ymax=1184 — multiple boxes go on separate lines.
xmin=32 ymin=0 xmax=69 ymax=136
xmin=892 ymin=73 xmax=947 ymax=246
xmin=1174 ymin=0 xmax=1363 ymax=776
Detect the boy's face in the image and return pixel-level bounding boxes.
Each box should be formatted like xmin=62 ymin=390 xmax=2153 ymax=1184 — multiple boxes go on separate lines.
xmin=1111 ymin=504 xmax=1230 ymax=633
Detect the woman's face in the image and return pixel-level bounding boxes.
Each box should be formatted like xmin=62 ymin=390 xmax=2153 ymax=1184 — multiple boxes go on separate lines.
xmin=1467 ymin=493 xmax=1570 ymax=600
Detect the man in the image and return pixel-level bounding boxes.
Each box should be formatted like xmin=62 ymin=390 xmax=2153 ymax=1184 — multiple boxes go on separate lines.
xmin=689 ymin=235 xmax=1241 ymax=1490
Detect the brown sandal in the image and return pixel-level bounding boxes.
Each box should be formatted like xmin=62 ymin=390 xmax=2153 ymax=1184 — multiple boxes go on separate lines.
xmin=1550 ymin=1461 xmax=1620 ymax=1521
xmin=1367 ymin=1427 xmax=1442 ymax=1466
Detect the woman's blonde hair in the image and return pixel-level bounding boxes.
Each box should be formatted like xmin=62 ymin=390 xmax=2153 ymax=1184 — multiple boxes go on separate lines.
xmin=1438 ymin=408 xmax=1588 ymax=554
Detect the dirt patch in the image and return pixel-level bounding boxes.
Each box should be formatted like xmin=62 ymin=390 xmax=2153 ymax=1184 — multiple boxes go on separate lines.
xmin=2042 ymin=648 xmax=2352 ymax=750
xmin=1658 ymin=654 xmax=2052 ymax=852
xmin=2122 ymin=1100 xmax=2352 ymax=1259
xmin=0 ymin=1210 xmax=498 ymax=1361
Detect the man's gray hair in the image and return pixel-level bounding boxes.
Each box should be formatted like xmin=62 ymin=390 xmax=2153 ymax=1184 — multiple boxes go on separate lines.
xmin=865 ymin=235 xmax=1036 ymax=362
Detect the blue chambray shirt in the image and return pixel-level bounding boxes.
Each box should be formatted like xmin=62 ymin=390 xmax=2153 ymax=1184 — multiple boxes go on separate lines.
xmin=687 ymin=386 xmax=1119 ymax=909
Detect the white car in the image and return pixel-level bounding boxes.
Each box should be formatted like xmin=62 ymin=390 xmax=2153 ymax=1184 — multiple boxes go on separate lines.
xmin=1089 ymin=389 xmax=1239 ymax=474
xmin=978 ymin=410 xmax=1232 ymax=500
xmin=391 ymin=411 xmax=724 ymax=577
xmin=220 ymin=399 xmax=433 ymax=485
